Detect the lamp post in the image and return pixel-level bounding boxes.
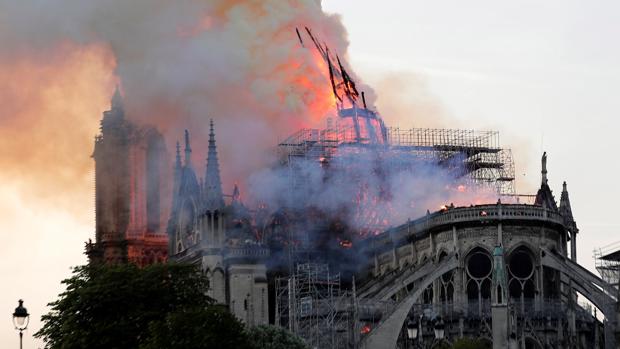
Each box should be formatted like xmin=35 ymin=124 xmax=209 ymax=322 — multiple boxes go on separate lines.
xmin=406 ymin=314 xmax=423 ymax=348
xmin=407 ymin=316 xmax=419 ymax=345
xmin=12 ymin=299 xmax=29 ymax=349
xmin=433 ymin=316 xmax=445 ymax=341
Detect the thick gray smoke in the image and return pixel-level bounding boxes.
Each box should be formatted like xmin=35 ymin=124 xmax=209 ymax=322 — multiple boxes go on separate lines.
xmin=249 ymin=148 xmax=499 ymax=235
xmin=0 ymin=0 xmax=497 ymax=236
xmin=0 ymin=0 xmax=375 ymax=192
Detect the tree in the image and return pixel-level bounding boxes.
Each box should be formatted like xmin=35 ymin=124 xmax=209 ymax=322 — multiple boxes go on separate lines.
xmin=35 ymin=263 xmax=251 ymax=349
xmin=140 ymin=305 xmax=252 ymax=349
xmin=246 ymin=325 xmax=308 ymax=349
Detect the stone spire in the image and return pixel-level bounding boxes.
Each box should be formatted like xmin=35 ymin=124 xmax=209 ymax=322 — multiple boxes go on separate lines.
xmin=111 ymin=85 xmax=124 ymax=113
xmin=560 ymin=181 xmax=579 ymax=261
xmin=560 ymin=181 xmax=577 ymax=227
xmin=184 ymin=129 xmax=192 ymax=167
xmin=232 ymin=183 xmax=241 ymax=204
xmin=175 ymin=141 xmax=182 ymax=169
xmin=204 ymin=119 xmax=225 ymax=210
xmin=560 ymin=182 xmax=572 ymax=217
xmin=535 ymin=151 xmax=558 ymax=211
xmin=541 ymin=151 xmax=548 ymax=185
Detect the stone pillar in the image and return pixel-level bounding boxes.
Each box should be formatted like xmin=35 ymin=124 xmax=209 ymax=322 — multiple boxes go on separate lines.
xmin=491 ymin=245 xmax=508 ymax=349
xmin=492 ymin=305 xmax=509 ymax=349
xmin=452 ymin=226 xmax=458 ymax=253
xmin=392 ymin=248 xmax=398 ymax=269
xmin=497 ymin=223 xmax=503 ymax=246
xmin=570 ymin=230 xmax=577 ymax=262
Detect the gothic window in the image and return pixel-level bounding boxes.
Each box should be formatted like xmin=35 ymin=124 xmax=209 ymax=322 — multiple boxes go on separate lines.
xmin=497 ymin=285 xmax=503 ymax=304
xmin=507 ymin=246 xmax=537 ymax=311
xmin=145 ymin=133 xmax=164 ymax=233
xmin=422 ymin=284 xmax=433 ymax=304
xmin=438 ymin=252 xmax=454 ymax=303
xmin=179 ymin=199 xmax=196 ymax=246
xmin=213 ymin=211 xmax=220 ymax=241
xmin=465 ymin=248 xmax=493 ymax=315
xmin=542 ymin=266 xmax=559 ymax=299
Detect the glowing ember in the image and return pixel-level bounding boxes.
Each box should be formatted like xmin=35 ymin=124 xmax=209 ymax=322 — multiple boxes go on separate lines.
xmin=360 ymin=325 xmax=371 ymax=334
xmin=339 ymin=239 xmax=353 ymax=248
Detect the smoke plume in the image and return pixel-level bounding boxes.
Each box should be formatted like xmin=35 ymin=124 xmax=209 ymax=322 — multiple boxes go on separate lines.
xmin=0 ymin=0 xmax=500 ymax=240
xmin=1 ymin=0 xmax=373 ymax=195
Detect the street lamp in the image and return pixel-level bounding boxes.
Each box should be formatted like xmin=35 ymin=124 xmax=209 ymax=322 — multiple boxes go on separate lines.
xmin=12 ymin=299 xmax=29 ymax=349
xmin=433 ymin=316 xmax=445 ymax=340
xmin=407 ymin=316 xmax=419 ymax=340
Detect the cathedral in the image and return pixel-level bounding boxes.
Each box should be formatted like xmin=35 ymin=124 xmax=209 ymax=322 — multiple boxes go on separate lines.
xmin=87 ymin=89 xmax=619 ymax=348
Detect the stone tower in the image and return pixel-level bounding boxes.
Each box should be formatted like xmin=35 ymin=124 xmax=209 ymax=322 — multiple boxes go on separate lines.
xmin=87 ymin=87 xmax=168 ymax=266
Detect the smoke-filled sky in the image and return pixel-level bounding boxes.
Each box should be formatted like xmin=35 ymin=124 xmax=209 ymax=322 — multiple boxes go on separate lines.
xmin=2 ymin=0 xmax=620 ymax=347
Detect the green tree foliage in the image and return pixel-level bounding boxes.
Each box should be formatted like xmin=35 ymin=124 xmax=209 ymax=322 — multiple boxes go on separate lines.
xmin=35 ymin=263 xmax=251 ymax=349
xmin=245 ymin=325 xmax=308 ymax=349
xmin=140 ymin=305 xmax=252 ymax=349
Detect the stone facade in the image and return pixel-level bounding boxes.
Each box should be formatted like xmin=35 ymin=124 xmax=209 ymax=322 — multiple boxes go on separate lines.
xmin=165 ymin=121 xmax=269 ymax=326
xmin=86 ymin=87 xmax=168 ymax=266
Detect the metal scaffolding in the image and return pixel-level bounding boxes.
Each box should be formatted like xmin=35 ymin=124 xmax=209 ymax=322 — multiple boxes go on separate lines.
xmin=594 ymin=241 xmax=620 ymax=288
xmin=278 ymin=122 xmax=516 ymax=196
xmin=275 ymin=263 xmax=352 ymax=349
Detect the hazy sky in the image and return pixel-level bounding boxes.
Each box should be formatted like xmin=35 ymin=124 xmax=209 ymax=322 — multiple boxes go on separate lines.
xmin=2 ymin=1 xmax=620 ymax=347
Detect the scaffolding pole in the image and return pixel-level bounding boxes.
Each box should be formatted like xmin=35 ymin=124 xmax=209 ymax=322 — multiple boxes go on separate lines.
xmin=275 ymin=263 xmax=352 ymax=349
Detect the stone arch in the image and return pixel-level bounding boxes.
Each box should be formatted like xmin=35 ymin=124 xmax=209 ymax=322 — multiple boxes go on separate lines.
xmin=506 ymin=244 xmax=538 ymax=307
xmin=211 ymin=267 xmax=225 ymax=301
xmin=462 ymin=243 xmax=492 ymax=263
xmin=505 ymin=242 xmax=539 ymax=264
xmin=418 ymin=252 xmax=430 ymax=265
xmin=523 ymin=336 xmax=543 ymax=349
xmin=361 ymin=256 xmax=458 ymax=349
xmin=435 ymin=248 xmax=449 ymax=263
xmin=435 ymin=250 xmax=454 ymax=303
xmin=464 ymin=246 xmax=493 ymax=314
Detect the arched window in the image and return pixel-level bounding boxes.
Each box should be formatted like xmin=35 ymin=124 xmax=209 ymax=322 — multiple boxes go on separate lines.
xmin=507 ymin=246 xmax=538 ymax=311
xmin=465 ymin=247 xmax=492 ymax=315
xmin=179 ymin=199 xmax=196 ymax=246
xmin=497 ymin=285 xmax=503 ymax=304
